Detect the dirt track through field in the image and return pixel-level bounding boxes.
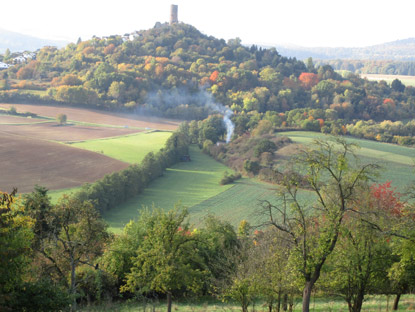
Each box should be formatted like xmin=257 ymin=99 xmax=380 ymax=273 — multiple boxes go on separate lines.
xmin=0 ymin=115 xmax=50 ymax=124
xmin=0 ymin=103 xmax=180 ymax=130
xmin=0 ymin=132 xmax=130 ymax=193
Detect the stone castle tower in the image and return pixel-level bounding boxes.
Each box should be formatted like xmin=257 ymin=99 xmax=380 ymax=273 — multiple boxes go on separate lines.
xmin=170 ymin=4 xmax=178 ymax=24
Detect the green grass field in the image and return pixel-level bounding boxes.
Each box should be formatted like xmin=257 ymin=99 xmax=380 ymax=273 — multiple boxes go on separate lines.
xmin=189 ymin=178 xmax=280 ymax=227
xmin=80 ymin=294 xmax=415 ymax=311
xmin=69 ymin=131 xmax=172 ymax=164
xmin=48 ymin=186 xmax=82 ymax=203
xmin=103 ymin=145 xmax=234 ymax=233
xmin=47 ymin=132 xmax=172 ymax=202
xmin=103 ymin=131 xmax=415 ymax=233
xmin=281 ymin=131 xmax=415 ymax=192
xmin=361 ymin=74 xmax=415 ymax=87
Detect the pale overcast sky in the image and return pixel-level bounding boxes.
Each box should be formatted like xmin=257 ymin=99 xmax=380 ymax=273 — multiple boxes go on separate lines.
xmin=1 ymin=0 xmax=414 ymax=47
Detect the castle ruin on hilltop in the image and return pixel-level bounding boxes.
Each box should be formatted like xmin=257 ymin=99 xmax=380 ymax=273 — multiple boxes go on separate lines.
xmin=170 ymin=4 xmax=178 ymax=25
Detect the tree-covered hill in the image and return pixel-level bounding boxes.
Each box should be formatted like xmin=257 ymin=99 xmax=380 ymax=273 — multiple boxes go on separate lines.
xmin=0 ymin=28 xmax=68 ymax=53
xmin=1 ymin=23 xmax=415 ymax=130
xmin=274 ymin=38 xmax=415 ymax=61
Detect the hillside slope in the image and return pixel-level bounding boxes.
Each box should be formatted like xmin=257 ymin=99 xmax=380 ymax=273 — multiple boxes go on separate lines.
xmin=274 ymin=38 xmax=415 ymax=61
xmin=0 ymin=28 xmax=68 ymax=52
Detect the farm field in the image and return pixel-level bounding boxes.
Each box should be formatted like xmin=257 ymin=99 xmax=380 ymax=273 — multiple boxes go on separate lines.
xmin=70 ymin=131 xmax=172 ymax=164
xmin=281 ymin=131 xmax=415 ymax=191
xmin=0 ymin=121 xmax=143 ymax=142
xmin=0 ymin=131 xmax=129 ymax=193
xmin=0 ymin=114 xmax=50 ymax=124
xmin=0 ymin=103 xmax=180 ymax=194
xmin=0 ymin=103 xmax=181 ymax=130
xmin=360 ymin=73 xmax=415 ymax=87
xmin=103 ymin=145 xmax=234 ymax=233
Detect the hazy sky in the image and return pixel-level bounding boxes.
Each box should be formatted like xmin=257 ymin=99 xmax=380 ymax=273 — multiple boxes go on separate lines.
xmin=1 ymin=0 xmax=414 ymax=47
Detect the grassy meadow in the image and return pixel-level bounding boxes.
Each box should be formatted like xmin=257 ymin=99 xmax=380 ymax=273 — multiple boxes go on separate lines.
xmin=47 ymin=131 xmax=172 ymax=202
xmin=97 ymin=130 xmax=415 ymax=233
xmin=69 ymin=131 xmax=172 ymax=164
xmin=46 ymin=129 xmax=415 ymax=233
xmin=360 ymin=73 xmax=415 ymax=87
xmin=80 ymin=295 xmax=415 ymax=311
xmin=189 ymin=178 xmax=281 ymax=227
xmin=281 ymin=131 xmax=415 ymax=192
xmin=103 ymin=145 xmax=234 ymax=233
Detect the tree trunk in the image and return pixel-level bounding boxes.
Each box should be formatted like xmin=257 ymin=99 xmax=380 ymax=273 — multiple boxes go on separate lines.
xmin=277 ymin=291 xmax=281 ymax=312
xmin=282 ymin=293 xmax=288 ymax=311
xmin=302 ymin=281 xmax=313 ymax=312
xmin=347 ymin=300 xmax=352 ymax=312
xmin=393 ymin=293 xmax=401 ymax=311
xmin=70 ymin=255 xmax=77 ymax=311
xmin=167 ymin=292 xmax=172 ymax=312
xmin=353 ymin=291 xmax=364 ymax=312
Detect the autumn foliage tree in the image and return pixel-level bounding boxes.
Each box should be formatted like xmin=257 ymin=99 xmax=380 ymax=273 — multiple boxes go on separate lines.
xmin=209 ymin=70 xmax=219 ymax=83
xmin=260 ymin=139 xmax=378 ymax=312
xmin=298 ymin=72 xmax=319 ymax=89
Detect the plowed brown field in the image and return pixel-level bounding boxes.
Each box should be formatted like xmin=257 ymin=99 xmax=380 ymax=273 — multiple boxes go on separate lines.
xmin=0 ymin=103 xmax=181 ymax=193
xmin=0 ymin=132 xmax=129 ymax=193
xmin=0 ymin=123 xmax=143 ymax=142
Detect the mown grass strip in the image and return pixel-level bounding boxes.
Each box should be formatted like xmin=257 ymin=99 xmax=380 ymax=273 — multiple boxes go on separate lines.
xmin=103 ymin=145 xmax=233 ymax=233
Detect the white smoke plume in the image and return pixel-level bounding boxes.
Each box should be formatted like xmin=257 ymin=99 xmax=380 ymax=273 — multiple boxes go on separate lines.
xmin=144 ymin=88 xmax=235 ymax=143
xmin=212 ymin=103 xmax=234 ymax=143
xmin=194 ymin=89 xmax=235 ymax=143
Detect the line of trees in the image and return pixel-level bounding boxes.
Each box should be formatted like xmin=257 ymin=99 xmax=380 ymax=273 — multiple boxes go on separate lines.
xmin=315 ymin=59 xmax=415 ymax=76
xmin=73 ymin=129 xmax=189 ymax=213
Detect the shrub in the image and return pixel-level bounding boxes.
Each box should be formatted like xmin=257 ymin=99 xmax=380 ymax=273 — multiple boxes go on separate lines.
xmin=202 ymin=139 xmax=214 ymax=154
xmin=253 ymin=139 xmax=276 ymax=157
xmin=243 ymin=160 xmax=260 ymax=175
xmin=57 ymin=113 xmax=67 ymax=125
xmin=9 ymin=279 xmax=71 ymax=312
xmin=8 ymin=105 xmax=17 ymax=115
xmin=220 ymin=171 xmax=242 ymax=185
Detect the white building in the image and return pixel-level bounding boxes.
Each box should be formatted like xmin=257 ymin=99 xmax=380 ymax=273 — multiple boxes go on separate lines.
xmin=0 ymin=62 xmax=11 ymax=69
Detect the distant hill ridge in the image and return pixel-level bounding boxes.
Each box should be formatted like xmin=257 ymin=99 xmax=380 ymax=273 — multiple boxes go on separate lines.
xmin=271 ymin=38 xmax=415 ymax=61
xmin=0 ymin=28 xmax=69 ymax=53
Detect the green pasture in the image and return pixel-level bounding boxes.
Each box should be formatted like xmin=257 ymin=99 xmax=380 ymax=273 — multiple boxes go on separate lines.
xmin=189 ymin=179 xmax=315 ymax=228
xmin=69 ymin=131 xmax=172 ymax=164
xmin=103 ymin=145 xmax=234 ymax=233
xmin=361 ymin=74 xmax=415 ymax=87
xmin=80 ymin=294 xmax=415 ymax=311
xmin=281 ymin=131 xmax=415 ymax=192
xmin=189 ymin=178 xmax=279 ymax=227
xmin=48 ymin=186 xmax=82 ymax=203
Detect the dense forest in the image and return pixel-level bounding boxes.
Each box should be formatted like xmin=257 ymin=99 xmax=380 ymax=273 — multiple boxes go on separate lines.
xmin=1 ymin=23 xmax=415 ymax=146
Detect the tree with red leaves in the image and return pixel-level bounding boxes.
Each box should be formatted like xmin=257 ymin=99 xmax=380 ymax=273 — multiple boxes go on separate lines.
xmin=298 ymin=72 xmax=319 ymax=90
xmin=209 ymin=70 xmax=219 ymax=83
